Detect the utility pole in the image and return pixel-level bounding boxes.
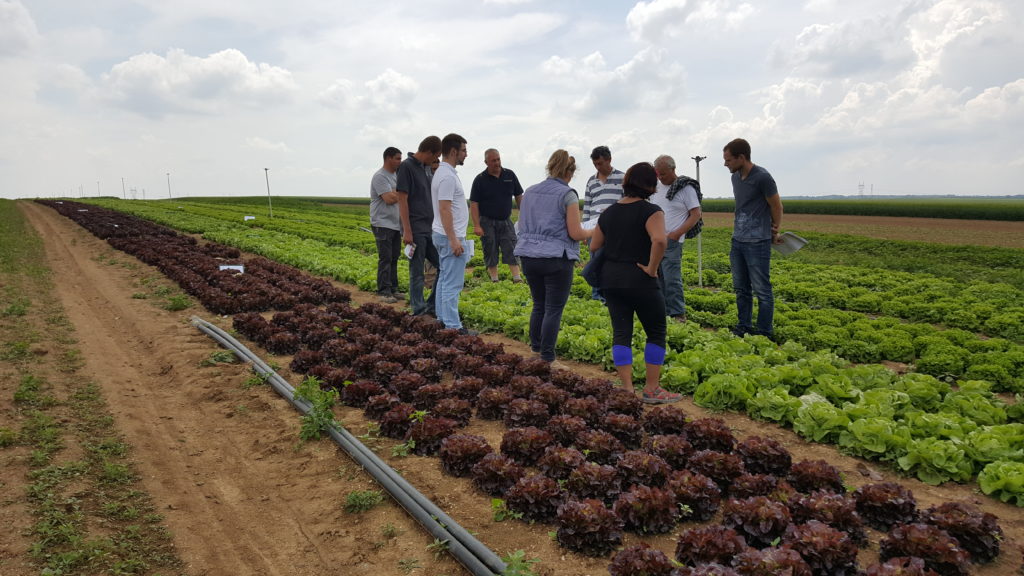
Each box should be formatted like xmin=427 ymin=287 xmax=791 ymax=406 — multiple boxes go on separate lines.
xmin=691 ymin=155 xmax=707 ymax=288
xmin=167 ymin=172 xmax=172 ymax=199
xmin=691 ymin=155 xmax=706 ymax=182
xmin=121 ymin=177 xmax=126 ymax=200
xmin=264 ymin=168 xmax=273 ymax=218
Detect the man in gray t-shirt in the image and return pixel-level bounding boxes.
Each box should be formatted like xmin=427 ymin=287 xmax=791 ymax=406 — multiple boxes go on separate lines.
xmin=723 ymin=138 xmax=784 ymax=338
xmin=369 ymin=146 xmax=403 ymax=301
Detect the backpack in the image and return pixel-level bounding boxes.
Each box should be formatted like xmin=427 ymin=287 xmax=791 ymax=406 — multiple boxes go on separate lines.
xmin=667 ymin=176 xmax=703 ymax=239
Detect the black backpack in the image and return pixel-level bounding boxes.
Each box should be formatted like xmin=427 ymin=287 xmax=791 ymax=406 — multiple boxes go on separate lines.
xmin=668 ymin=176 xmax=703 ymax=239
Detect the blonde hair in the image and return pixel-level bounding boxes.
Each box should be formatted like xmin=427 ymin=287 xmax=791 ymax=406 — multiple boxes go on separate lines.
xmin=546 ymin=149 xmax=576 ymax=180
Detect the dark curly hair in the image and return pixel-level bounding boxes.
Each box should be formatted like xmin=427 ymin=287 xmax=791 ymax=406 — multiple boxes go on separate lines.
xmin=622 ymin=162 xmax=657 ymax=199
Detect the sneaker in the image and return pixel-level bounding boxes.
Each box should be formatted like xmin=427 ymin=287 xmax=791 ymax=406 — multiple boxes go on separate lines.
xmin=641 ymin=388 xmax=683 ymax=405
xmin=378 ymin=294 xmax=398 ymax=304
xmin=490 ymin=277 xmax=500 ymax=283
xmin=512 ymin=276 xmax=524 ymax=284
xmin=671 ymin=314 xmax=687 ymax=323
xmin=457 ymin=327 xmax=479 ymax=336
xmin=549 ymin=360 xmax=570 ymax=371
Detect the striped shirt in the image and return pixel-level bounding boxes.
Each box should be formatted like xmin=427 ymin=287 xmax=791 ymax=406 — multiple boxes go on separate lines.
xmin=582 ymin=169 xmax=625 ymax=221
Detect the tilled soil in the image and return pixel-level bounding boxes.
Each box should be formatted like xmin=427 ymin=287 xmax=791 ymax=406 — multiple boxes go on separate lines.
xmin=12 ymin=201 xmax=1024 ymax=575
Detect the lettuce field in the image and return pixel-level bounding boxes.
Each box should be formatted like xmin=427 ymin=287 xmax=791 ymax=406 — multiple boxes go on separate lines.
xmin=2 ymin=195 xmax=1023 ymax=575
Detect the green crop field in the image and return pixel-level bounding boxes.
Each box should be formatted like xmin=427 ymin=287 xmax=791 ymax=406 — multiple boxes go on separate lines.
xmin=62 ymin=195 xmax=1024 ymax=502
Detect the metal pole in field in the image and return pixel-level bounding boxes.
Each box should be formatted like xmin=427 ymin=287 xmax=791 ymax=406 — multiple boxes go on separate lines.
xmin=264 ymin=168 xmax=273 ymax=218
xmin=692 ymin=155 xmax=706 ymax=288
xmin=167 ymin=172 xmax=172 ymax=199
xmin=121 ymin=177 xmax=126 ymax=200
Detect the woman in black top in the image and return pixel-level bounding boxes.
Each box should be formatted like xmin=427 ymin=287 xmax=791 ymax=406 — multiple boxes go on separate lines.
xmin=590 ymin=162 xmax=681 ymax=404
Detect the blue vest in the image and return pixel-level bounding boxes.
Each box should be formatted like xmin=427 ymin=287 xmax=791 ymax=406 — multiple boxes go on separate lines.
xmin=514 ymin=178 xmax=580 ymax=260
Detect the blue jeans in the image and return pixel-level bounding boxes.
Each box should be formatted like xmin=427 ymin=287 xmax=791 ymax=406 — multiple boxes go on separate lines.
xmin=408 ymin=232 xmax=438 ymax=315
xmin=521 ymin=257 xmax=574 ymax=362
xmin=730 ymin=238 xmax=774 ymax=335
xmin=658 ymin=238 xmax=685 ymax=317
xmin=588 ymin=246 xmax=605 ymax=303
xmin=432 ymin=233 xmax=469 ymax=330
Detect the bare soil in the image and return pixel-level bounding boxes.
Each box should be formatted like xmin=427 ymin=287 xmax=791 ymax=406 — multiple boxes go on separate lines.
xmin=10 ymin=202 xmax=1024 ymax=575
xmin=702 ymin=212 xmax=1024 ymax=249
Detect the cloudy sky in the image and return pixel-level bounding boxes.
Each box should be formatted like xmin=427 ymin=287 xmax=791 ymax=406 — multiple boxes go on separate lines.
xmin=2 ymin=0 xmax=1022 ymax=200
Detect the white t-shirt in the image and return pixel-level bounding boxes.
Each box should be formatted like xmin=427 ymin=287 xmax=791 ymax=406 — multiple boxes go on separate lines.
xmin=430 ymin=162 xmax=469 ymax=237
xmin=650 ymin=183 xmax=700 ymax=235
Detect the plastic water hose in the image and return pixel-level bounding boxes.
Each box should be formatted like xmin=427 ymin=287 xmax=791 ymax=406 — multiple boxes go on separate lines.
xmin=191 ymin=316 xmax=507 ymax=576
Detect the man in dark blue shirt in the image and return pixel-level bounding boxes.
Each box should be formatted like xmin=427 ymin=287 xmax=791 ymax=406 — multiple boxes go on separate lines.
xmin=470 ymin=148 xmax=524 ymax=283
xmin=397 ymin=135 xmax=442 ymax=316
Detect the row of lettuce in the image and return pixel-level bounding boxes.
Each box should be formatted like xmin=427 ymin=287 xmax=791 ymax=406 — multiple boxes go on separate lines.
xmin=74 ymin=197 xmax=1024 ymax=504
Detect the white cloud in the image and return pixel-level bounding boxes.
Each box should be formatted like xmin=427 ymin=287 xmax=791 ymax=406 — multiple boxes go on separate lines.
xmin=0 ymin=0 xmax=39 ymax=57
xmin=627 ymin=0 xmax=753 ymax=42
xmin=244 ymin=137 xmax=291 ymax=153
xmin=101 ymin=48 xmax=298 ymax=117
xmin=541 ymin=47 xmax=685 ymax=116
xmin=964 ymin=79 xmax=1024 ymax=121
xmin=772 ymin=16 xmax=915 ymax=78
xmin=317 ymin=68 xmax=419 ymax=115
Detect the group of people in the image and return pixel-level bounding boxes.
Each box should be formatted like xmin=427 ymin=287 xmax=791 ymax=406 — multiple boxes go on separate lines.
xmin=369 ymin=137 xmax=783 ymax=404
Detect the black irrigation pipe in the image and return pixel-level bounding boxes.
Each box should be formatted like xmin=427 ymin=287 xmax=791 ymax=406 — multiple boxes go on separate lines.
xmin=191 ymin=315 xmax=507 ymax=576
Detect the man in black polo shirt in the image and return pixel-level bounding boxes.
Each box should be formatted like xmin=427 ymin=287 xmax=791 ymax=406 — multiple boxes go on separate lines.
xmin=397 ymin=135 xmax=442 ymax=316
xmin=470 ymin=148 xmax=524 ymax=283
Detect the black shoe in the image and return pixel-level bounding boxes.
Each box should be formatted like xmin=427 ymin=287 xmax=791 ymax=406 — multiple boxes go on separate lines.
xmin=730 ymin=326 xmax=751 ymax=338
xmin=457 ymin=328 xmax=479 ymax=336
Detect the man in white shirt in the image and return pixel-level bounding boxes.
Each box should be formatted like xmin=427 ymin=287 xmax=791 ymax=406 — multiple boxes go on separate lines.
xmin=651 ymin=154 xmax=703 ymax=322
xmin=430 ymin=133 xmax=476 ymax=334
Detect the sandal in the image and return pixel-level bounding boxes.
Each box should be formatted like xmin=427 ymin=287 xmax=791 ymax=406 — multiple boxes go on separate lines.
xmin=641 ymin=388 xmax=682 ymax=405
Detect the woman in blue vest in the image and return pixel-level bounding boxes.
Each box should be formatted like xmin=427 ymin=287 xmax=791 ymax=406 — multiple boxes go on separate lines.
xmin=589 ymin=162 xmax=681 ymax=404
xmin=514 ymin=150 xmax=592 ymax=365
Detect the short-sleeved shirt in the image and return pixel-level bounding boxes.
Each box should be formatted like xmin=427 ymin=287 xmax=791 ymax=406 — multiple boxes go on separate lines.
xmin=650 ymin=182 xmax=700 ymax=235
xmin=369 ymin=168 xmax=400 ymax=231
xmin=396 ymin=156 xmax=433 ymax=235
xmin=431 ymin=162 xmax=469 ymax=237
xmin=597 ymin=200 xmax=663 ymax=290
xmin=582 ymin=169 xmax=625 ymax=221
xmin=732 ymin=165 xmax=778 ymax=242
xmin=469 ymin=168 xmax=524 ymax=220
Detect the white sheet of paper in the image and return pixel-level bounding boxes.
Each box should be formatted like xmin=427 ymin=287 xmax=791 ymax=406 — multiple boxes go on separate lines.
xmin=772 ymin=231 xmax=808 ymax=255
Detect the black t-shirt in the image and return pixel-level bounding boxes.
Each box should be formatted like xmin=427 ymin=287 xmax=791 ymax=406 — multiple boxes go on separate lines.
xmin=469 ymin=168 xmax=524 ymax=220
xmin=396 ymin=156 xmax=433 ymax=235
xmin=597 ymin=200 xmax=663 ymax=290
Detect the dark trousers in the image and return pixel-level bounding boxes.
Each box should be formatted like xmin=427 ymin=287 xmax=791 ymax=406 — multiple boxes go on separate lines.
xmin=604 ymin=287 xmax=666 ymax=349
xmin=408 ymin=231 xmax=439 ymax=315
xmin=521 ymin=257 xmax=575 ymax=362
xmin=372 ymin=226 xmax=401 ymax=295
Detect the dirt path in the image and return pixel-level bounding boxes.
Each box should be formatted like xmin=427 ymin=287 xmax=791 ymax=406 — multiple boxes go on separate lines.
xmin=16 ymin=201 xmax=1024 ymax=575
